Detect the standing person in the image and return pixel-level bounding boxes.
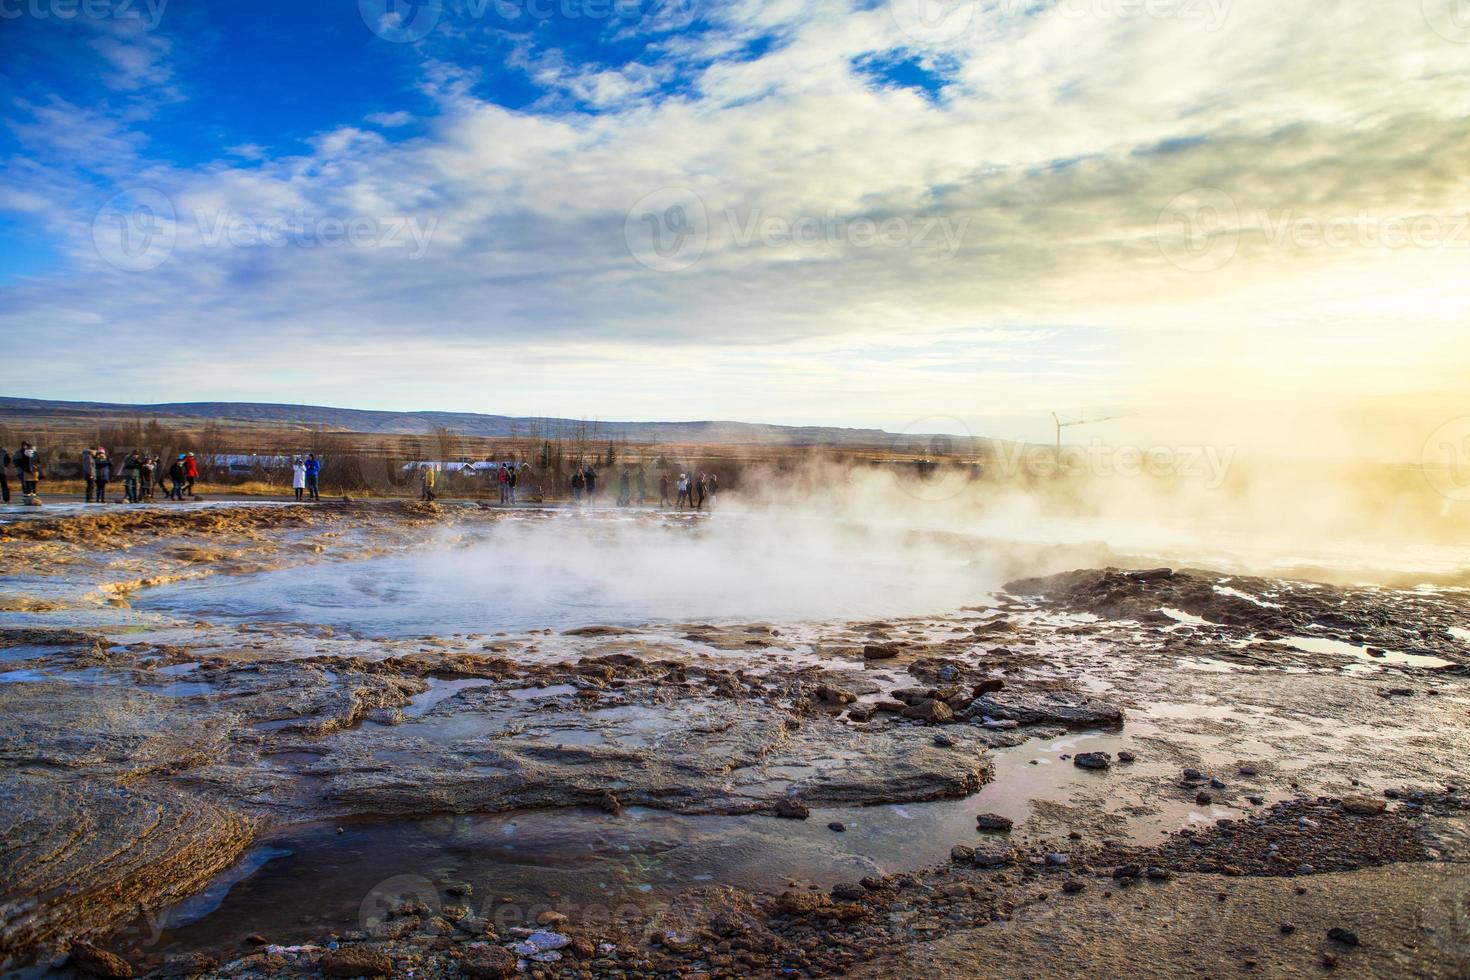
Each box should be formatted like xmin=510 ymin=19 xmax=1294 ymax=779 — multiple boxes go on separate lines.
xmin=0 ymin=444 xmax=10 ymax=503
xmin=498 ymin=463 xmax=510 ymax=505
xmin=17 ymin=443 xmax=41 ymax=498
xmin=93 ymin=448 xmax=112 ymax=504
xmin=184 ymin=452 xmax=199 ymax=497
xmin=618 ymin=469 xmax=631 ymax=507
xmin=584 ymin=465 xmax=597 ymax=505
xmin=168 ymin=456 xmax=186 ymax=500
xmin=420 ymin=464 xmax=436 ymax=501
xmin=659 ymin=472 xmax=670 ymax=508
xmin=291 ymin=457 xmax=306 ymax=502
xmin=304 ymin=454 xmax=321 ymax=502
xmin=80 ymin=446 xmax=97 ymax=502
xmin=140 ymin=456 xmax=156 ymax=502
xmin=706 ymin=472 xmax=718 ymax=508
xmin=570 ymin=467 xmax=584 ymax=503
xmin=694 ymin=472 xmax=707 ymax=510
xmin=675 ymin=473 xmax=689 ymax=509
xmin=507 ymin=464 xmax=518 ymax=505
xmin=636 ymin=468 xmax=647 ymax=506
xmin=121 ymin=451 xmax=142 ymax=503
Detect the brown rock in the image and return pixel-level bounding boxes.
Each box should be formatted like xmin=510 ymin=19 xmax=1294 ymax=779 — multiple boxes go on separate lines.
xmin=320 ymin=946 xmax=394 ymax=977
xmin=460 ymin=945 xmax=518 ymax=978
xmin=70 ymin=944 xmax=133 ymax=979
xmin=775 ymin=890 xmax=831 ymax=916
xmin=775 ymin=798 xmax=810 ymax=819
xmin=1341 ymin=795 xmax=1387 ymax=815
xmin=863 ymin=644 xmax=899 ymax=660
xmin=901 ymin=699 xmax=954 ymax=724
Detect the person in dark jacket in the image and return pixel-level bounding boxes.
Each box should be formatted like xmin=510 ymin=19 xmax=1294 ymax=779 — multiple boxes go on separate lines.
xmin=168 ymin=457 xmax=185 ymax=500
xmin=0 ymin=445 xmax=10 ymax=503
xmin=659 ymin=472 xmax=670 ymax=507
xmin=140 ymin=456 xmax=156 ymax=502
xmin=80 ymin=446 xmax=97 ymax=502
xmin=304 ymin=454 xmax=321 ymax=502
xmin=93 ymin=449 xmax=112 ymax=503
xmin=121 ymin=451 xmax=142 ymax=503
xmin=583 ymin=465 xmax=597 ymax=504
xmin=16 ymin=443 xmax=40 ymax=497
xmin=570 ymin=467 xmax=584 ymax=503
xmin=694 ymin=472 xmax=707 ymax=511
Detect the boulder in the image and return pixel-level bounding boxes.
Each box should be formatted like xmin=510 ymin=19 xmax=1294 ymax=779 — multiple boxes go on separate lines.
xmin=901 ymin=699 xmax=954 ymax=724
xmin=975 ymin=813 xmax=1013 ymax=832
xmin=968 ymin=689 xmax=1123 ymax=728
xmin=775 ymin=798 xmax=810 ymax=819
xmin=459 ymin=946 xmax=518 ymax=979
xmin=320 ymin=947 xmax=394 ymax=978
xmin=1074 ymin=752 xmax=1112 ymax=770
xmin=70 ymin=945 xmax=133 ymax=979
xmin=1341 ymin=795 xmax=1387 ymax=815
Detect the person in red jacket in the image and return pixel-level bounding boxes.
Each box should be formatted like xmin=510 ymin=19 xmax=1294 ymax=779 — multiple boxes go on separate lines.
xmin=183 ymin=452 xmax=199 ymax=497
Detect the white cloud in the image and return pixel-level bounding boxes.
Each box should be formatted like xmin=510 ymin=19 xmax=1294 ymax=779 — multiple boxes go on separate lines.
xmin=2 ymin=0 xmax=1468 ymax=457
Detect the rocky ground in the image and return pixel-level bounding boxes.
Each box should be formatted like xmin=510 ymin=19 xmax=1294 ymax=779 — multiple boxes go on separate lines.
xmin=0 ymin=502 xmax=1466 ymax=978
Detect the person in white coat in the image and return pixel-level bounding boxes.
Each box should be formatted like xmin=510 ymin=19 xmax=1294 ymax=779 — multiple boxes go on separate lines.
xmin=291 ymin=457 xmax=307 ymax=502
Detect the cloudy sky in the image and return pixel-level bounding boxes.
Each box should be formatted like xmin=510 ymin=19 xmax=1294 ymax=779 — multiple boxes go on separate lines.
xmin=1 ymin=0 xmax=1466 ymax=456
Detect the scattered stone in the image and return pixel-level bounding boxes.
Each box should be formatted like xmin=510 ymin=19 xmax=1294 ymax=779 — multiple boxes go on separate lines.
xmin=69 ymin=944 xmax=133 ymax=979
xmin=1112 ymin=865 xmax=1141 ymax=879
xmin=1210 ymin=778 xmax=1227 ymax=789
xmin=1062 ymin=879 xmax=1086 ymax=894
xmin=972 ymin=678 xmax=1005 ymax=696
xmin=975 ymin=813 xmax=1013 ymax=832
xmin=827 ymin=821 xmax=847 ymax=832
xmin=1074 ymin=752 xmax=1112 ymax=770
xmin=775 ymin=798 xmax=811 ymax=820
xmin=831 ymin=882 xmax=866 ymax=902
xmin=320 ymin=947 xmax=394 ymax=978
xmin=1045 ymin=853 xmax=1070 ymax=867
xmin=536 ymin=910 xmax=569 ymax=929
xmin=933 ymin=733 xmax=956 ymax=748
xmin=1239 ymin=766 xmax=1259 ymax=776
xmin=459 ymin=946 xmax=518 ymax=979
xmin=775 ymin=891 xmax=830 ymax=916
xmin=1183 ymin=768 xmax=1203 ymax=781
xmin=1144 ymin=867 xmax=1171 ymax=881
xmin=1247 ymin=795 xmax=1265 ymax=805
xmin=1341 ymin=795 xmax=1386 ymax=815
xmin=950 ymin=845 xmax=975 ymax=863
xmin=1117 ymin=750 xmax=1136 ymax=763
xmin=1279 ymin=923 xmax=1296 ymax=935
xmin=1196 ymin=791 xmax=1214 ymax=805
xmin=902 ymin=699 xmax=954 ymax=724
xmin=1327 ymin=927 xmax=1360 ymax=946
xmin=863 ymin=644 xmax=899 ymax=660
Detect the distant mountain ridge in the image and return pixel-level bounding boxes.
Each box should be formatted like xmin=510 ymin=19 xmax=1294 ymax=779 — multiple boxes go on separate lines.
xmin=0 ymin=396 xmax=979 ymax=450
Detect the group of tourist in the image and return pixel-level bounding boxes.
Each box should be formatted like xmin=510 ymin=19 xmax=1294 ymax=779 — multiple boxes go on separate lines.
xmin=0 ymin=441 xmax=720 ymax=512
xmin=78 ymin=446 xmax=201 ymax=503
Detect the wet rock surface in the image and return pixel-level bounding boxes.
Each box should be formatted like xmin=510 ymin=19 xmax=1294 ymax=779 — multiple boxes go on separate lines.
xmin=0 ymin=505 xmax=1466 ymax=976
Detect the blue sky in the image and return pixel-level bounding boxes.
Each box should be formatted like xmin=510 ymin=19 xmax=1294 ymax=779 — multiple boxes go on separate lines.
xmin=1 ymin=0 xmax=1466 ymax=456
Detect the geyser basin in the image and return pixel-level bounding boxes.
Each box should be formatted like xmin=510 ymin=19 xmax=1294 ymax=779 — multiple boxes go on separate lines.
xmin=132 ymin=511 xmax=1011 ymax=636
